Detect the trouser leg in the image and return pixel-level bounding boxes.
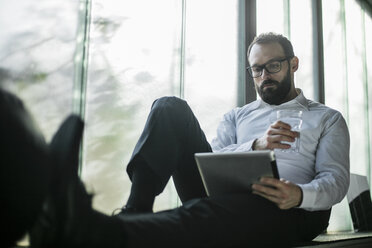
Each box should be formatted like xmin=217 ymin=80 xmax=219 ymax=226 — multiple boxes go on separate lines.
xmin=117 ymin=193 xmax=331 ymax=247
xmin=126 ymin=96 xmax=212 ymax=204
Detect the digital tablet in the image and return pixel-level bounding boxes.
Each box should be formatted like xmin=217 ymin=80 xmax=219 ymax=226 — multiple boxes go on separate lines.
xmin=194 ymin=151 xmax=279 ymax=196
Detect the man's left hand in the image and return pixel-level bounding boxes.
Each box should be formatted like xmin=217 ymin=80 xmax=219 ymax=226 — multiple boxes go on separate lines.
xmin=252 ymin=177 xmax=302 ymax=210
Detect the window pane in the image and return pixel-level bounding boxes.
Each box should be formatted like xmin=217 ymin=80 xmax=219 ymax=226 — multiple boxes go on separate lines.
xmin=0 ymin=0 xmax=80 ymax=140
xmin=344 ymin=0 xmax=369 ymax=177
xmin=83 ymin=0 xmax=241 ymax=214
xmin=322 ymin=0 xmax=371 ymax=232
xmin=83 ymin=0 xmax=183 ymax=214
xmin=257 ymin=0 xmax=285 ymax=35
xmin=323 ymin=0 xmax=371 ymax=185
xmin=256 ymin=0 xmax=315 ymax=98
xmin=366 ymin=11 xmax=372 ymax=185
xmin=323 ymin=0 xmax=348 ymax=116
xmin=290 ymin=0 xmax=314 ymax=99
xmin=184 ymin=0 xmax=239 ymax=141
xmin=322 ymin=0 xmax=349 ymax=232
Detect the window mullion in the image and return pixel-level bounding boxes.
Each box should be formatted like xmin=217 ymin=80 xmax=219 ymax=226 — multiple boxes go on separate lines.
xmin=179 ymin=0 xmax=187 ymax=99
xmin=284 ymin=0 xmax=291 ymax=39
xmin=312 ymin=0 xmax=325 ymax=104
xmin=243 ymin=0 xmax=257 ymax=105
xmin=73 ymin=0 xmax=92 ymax=174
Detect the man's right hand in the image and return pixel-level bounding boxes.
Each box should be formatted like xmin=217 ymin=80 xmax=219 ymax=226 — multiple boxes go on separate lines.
xmin=253 ymin=121 xmax=299 ymax=150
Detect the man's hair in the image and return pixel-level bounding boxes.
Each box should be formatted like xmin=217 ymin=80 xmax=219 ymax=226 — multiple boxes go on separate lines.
xmin=247 ymin=32 xmax=294 ymax=58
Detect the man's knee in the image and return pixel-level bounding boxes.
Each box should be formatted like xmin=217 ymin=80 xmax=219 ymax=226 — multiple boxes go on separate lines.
xmin=151 ymin=96 xmax=191 ymax=116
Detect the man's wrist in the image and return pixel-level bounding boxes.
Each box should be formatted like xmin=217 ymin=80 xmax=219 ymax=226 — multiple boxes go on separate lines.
xmin=252 ymin=139 xmax=257 ymax=150
xmin=296 ymin=186 xmax=303 ymax=207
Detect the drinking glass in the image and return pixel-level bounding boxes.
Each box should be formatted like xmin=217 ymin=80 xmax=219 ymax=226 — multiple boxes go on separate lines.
xmin=276 ymin=110 xmax=303 ymax=152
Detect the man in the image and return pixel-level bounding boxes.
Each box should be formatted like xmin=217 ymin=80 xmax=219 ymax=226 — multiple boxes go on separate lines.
xmin=30 ymin=32 xmax=349 ymax=247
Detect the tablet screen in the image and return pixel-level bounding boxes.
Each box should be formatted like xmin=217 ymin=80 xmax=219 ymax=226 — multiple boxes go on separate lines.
xmin=195 ymin=151 xmax=279 ymax=196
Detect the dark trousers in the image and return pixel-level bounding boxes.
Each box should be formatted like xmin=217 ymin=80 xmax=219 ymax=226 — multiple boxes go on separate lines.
xmin=119 ymin=97 xmax=331 ymax=247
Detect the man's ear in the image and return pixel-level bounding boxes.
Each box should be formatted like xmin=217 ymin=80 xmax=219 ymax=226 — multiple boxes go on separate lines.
xmin=290 ymin=56 xmax=299 ymax=72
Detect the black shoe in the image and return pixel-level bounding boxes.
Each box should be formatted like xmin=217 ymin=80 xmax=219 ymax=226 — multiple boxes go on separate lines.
xmin=30 ymin=115 xmax=126 ymax=247
xmin=29 ymin=115 xmax=87 ymax=247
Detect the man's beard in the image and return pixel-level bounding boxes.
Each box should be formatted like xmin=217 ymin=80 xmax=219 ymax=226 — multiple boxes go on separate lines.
xmin=256 ymin=70 xmax=291 ymax=105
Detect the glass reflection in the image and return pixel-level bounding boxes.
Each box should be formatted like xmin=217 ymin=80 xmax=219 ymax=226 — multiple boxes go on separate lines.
xmin=0 ymin=0 xmax=79 ymax=141
xmin=83 ymin=0 xmax=239 ymax=214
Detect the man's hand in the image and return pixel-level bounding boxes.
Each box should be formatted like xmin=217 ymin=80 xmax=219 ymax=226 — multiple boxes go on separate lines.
xmin=253 ymin=121 xmax=298 ymax=150
xmin=252 ymin=177 xmax=303 ymax=209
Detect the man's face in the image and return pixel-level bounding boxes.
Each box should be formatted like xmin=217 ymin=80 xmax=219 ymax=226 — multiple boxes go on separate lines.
xmin=248 ymin=43 xmax=294 ymax=105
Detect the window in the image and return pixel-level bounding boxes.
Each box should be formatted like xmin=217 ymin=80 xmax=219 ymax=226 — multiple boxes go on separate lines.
xmin=2 ymin=0 xmax=371 ymax=233
xmin=257 ymin=0 xmax=314 ymax=99
xmin=257 ymin=0 xmax=371 ymax=232
xmin=0 ymin=0 xmax=80 ymax=141
xmin=323 ymin=0 xmax=371 ymax=231
xmin=83 ymin=0 xmax=240 ymax=213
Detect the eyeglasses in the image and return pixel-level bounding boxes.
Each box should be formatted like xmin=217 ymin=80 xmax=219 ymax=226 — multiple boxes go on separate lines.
xmin=246 ymin=57 xmax=291 ymax=78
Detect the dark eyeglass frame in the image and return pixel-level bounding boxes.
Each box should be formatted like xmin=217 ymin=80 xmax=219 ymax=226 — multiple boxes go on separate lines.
xmin=246 ymin=56 xmax=292 ymax=78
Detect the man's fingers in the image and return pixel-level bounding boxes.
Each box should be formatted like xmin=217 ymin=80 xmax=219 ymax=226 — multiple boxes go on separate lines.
xmin=260 ymin=177 xmax=287 ymax=187
xmin=267 ymin=128 xmax=298 ymax=139
xmin=271 ymin=143 xmax=292 ymax=150
xmin=271 ymin=121 xmax=299 ymax=138
xmin=271 ymin=120 xmax=292 ymax=130
xmin=252 ymin=190 xmax=288 ymax=207
xmin=268 ymin=134 xmax=296 ymax=143
xmin=252 ymin=178 xmax=302 ymax=210
xmin=252 ymin=182 xmax=282 ymax=197
xmin=252 ymin=190 xmax=280 ymax=203
xmin=264 ymin=135 xmax=294 ymax=150
xmin=257 ymin=177 xmax=289 ymax=192
xmin=253 ymin=121 xmax=299 ymax=150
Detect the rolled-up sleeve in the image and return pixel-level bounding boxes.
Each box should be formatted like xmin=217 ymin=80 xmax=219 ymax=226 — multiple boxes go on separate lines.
xmin=298 ymin=112 xmax=350 ymax=211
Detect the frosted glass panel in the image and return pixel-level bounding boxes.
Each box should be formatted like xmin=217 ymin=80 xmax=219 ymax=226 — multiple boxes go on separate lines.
xmin=344 ymin=0 xmax=369 ymax=177
xmin=322 ymin=0 xmax=372 ymax=232
xmin=256 ymin=0 xmax=314 ymax=99
xmin=366 ymin=12 xmax=372 ymax=184
xmin=257 ymin=0 xmax=285 ymax=35
xmin=324 ymin=0 xmax=369 ymax=178
xmin=83 ymin=0 xmax=182 ymax=214
xmin=323 ymin=0 xmax=348 ymax=116
xmin=0 ymin=0 xmax=80 ymax=140
xmin=290 ymin=0 xmax=314 ymax=100
xmin=322 ymin=0 xmax=351 ymax=232
xmin=184 ymin=0 xmax=239 ymax=141
xmin=83 ymin=0 xmax=240 ymax=214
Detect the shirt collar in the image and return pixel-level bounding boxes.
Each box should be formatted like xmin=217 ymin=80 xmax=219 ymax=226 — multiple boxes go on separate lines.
xmin=293 ymin=89 xmax=309 ymax=110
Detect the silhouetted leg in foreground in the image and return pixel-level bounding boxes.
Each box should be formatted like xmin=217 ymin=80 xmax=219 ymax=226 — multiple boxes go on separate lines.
xmin=1 ymin=89 xmax=49 ymax=247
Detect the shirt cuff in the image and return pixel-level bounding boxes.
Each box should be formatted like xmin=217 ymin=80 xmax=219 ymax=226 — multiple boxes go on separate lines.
xmin=297 ymin=184 xmax=317 ymax=209
xmin=245 ymin=139 xmax=256 ymax=151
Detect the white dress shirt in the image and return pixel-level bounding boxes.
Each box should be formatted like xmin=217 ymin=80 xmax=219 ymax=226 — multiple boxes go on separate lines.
xmin=211 ymin=89 xmax=350 ymax=211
